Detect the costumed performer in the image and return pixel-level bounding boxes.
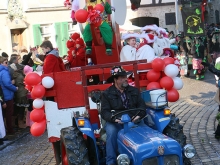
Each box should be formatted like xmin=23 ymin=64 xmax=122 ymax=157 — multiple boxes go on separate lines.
xmin=136 ymin=32 xmax=156 ymax=63
xmin=83 ymin=0 xmax=114 ymax=55
xmin=120 ymin=33 xmax=140 ymax=62
xmin=153 ymin=27 xmax=173 ymax=57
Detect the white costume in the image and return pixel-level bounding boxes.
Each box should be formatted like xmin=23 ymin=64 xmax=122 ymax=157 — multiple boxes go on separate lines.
xmin=120 ymin=33 xmax=140 ymax=62
xmin=120 ymin=45 xmax=137 ymax=62
xmin=136 ymin=32 xmax=156 ymax=63
xmin=153 ymin=27 xmax=172 ymax=56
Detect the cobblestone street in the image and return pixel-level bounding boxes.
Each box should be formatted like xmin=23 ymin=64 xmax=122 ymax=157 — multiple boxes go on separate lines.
xmin=0 ymin=71 xmax=220 ymax=165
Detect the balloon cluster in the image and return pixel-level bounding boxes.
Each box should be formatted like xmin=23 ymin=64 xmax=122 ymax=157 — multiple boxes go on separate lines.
xmin=147 ymin=57 xmax=183 ymax=102
xmin=24 ymin=73 xmax=54 ymax=137
xmin=75 ymin=4 xmax=104 ymax=27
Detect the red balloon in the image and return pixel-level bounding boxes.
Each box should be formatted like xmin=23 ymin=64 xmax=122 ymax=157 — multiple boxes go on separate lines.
xmin=167 ymin=88 xmax=179 ymax=102
xmin=31 ymin=92 xmax=37 ymax=99
xmin=25 ymin=85 xmax=32 ymax=92
xmin=163 ymin=57 xmax=174 ymax=66
xmin=152 ymin=58 xmax=165 ymax=72
xmin=31 ymin=84 xmax=45 ymax=98
xmin=94 ymin=4 xmax=104 ymax=13
xmin=75 ymin=9 xmax=89 ymax=23
xmin=160 ymin=76 xmax=174 ymax=90
xmin=161 ymin=71 xmax=166 ymax=78
xmin=30 ymin=109 xmax=45 ymax=122
xmin=147 ymin=70 xmax=161 ymax=82
xmin=30 ymin=120 xmax=46 ymax=137
xmin=147 ymin=82 xmax=161 ymax=90
xmin=25 ymin=73 xmax=41 ymax=86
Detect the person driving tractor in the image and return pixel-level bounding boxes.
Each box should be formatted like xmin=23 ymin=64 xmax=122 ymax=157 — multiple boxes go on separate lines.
xmin=101 ymin=66 xmax=146 ymax=165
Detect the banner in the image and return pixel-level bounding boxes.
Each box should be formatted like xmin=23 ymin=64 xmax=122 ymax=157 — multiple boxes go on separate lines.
xmin=181 ymin=5 xmax=205 ymax=36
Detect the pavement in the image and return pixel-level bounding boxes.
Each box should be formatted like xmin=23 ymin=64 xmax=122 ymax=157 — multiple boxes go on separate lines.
xmin=0 ymin=70 xmax=220 ymax=165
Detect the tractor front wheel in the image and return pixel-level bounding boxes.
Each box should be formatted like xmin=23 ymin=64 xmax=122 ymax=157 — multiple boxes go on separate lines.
xmin=60 ymin=126 xmax=90 ymax=165
xmin=163 ymin=114 xmax=191 ymax=165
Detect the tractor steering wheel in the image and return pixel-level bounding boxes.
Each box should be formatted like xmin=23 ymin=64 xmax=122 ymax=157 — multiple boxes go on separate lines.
xmin=111 ymin=109 xmax=146 ymax=123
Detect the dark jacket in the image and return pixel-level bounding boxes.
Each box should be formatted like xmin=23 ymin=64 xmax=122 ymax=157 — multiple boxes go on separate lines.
xmin=0 ymin=86 xmax=5 ymax=105
xmin=208 ymin=64 xmax=220 ymax=77
xmin=0 ymin=65 xmax=17 ymax=101
xmin=101 ymin=85 xmax=146 ymax=122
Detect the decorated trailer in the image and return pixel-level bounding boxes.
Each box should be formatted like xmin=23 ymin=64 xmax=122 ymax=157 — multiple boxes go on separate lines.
xmin=25 ymin=0 xmax=196 ymax=165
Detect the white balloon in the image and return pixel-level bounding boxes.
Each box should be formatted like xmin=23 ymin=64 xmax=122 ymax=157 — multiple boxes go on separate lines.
xmin=164 ymin=64 xmax=179 ymax=78
xmin=33 ymin=99 xmax=44 ymax=109
xmin=173 ymin=77 xmax=184 ymax=90
xmin=42 ymin=76 xmax=54 ymax=89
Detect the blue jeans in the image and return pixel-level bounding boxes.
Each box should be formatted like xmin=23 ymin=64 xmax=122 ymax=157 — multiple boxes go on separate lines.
xmin=104 ymin=120 xmax=145 ymax=165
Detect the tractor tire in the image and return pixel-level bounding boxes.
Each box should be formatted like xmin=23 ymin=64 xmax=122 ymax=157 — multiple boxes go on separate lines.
xmin=60 ymin=126 xmax=90 ymax=165
xmin=163 ymin=114 xmax=191 ymax=165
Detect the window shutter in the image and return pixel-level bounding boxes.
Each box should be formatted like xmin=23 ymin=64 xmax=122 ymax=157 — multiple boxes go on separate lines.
xmin=54 ymin=22 xmax=63 ymax=57
xmin=60 ymin=22 xmax=69 ymax=57
xmin=54 ymin=22 xmax=69 ymax=57
xmin=33 ymin=24 xmax=42 ymax=46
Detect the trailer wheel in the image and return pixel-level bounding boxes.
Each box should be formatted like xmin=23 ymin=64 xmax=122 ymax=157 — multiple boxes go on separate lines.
xmin=60 ymin=126 xmax=90 ymax=165
xmin=163 ymin=114 xmax=191 ymax=165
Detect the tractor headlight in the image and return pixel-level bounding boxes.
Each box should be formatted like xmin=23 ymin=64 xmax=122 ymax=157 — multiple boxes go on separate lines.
xmin=117 ymin=154 xmax=130 ymax=165
xmin=183 ymin=144 xmax=196 ymax=158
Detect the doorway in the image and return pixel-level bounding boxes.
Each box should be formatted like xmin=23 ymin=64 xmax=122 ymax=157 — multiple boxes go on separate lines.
xmin=11 ymin=28 xmax=25 ymax=52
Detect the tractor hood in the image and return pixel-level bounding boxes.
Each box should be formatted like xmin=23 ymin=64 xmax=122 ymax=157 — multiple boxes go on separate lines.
xmin=117 ymin=125 xmax=182 ymax=164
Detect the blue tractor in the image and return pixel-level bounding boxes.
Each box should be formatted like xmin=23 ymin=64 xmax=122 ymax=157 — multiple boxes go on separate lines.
xmin=56 ymin=62 xmax=195 ymax=165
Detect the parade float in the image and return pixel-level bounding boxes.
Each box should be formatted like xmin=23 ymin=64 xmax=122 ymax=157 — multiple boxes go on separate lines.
xmin=25 ymin=0 xmax=195 ymax=164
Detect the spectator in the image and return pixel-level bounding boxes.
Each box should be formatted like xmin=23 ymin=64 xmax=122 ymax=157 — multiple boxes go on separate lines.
xmin=40 ymin=40 xmax=65 ymax=74
xmin=1 ymin=52 xmax=9 ymax=61
xmin=10 ymin=63 xmax=28 ymax=128
xmin=0 ymin=56 xmax=17 ymax=134
xmin=0 ymin=85 xmax=6 ymax=145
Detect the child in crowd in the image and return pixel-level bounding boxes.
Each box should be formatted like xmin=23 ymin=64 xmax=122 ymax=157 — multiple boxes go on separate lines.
xmin=40 ymin=40 xmax=65 ymax=74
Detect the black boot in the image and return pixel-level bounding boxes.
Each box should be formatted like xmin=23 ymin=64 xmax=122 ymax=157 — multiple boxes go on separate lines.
xmin=215 ymin=124 xmax=220 ymax=139
xmin=72 ymin=20 xmax=77 ymax=25
xmin=0 ymin=139 xmax=4 ymax=145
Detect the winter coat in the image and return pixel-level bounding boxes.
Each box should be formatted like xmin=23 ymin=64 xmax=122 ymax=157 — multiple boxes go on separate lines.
xmin=12 ymin=70 xmax=28 ymax=104
xmin=67 ymin=47 xmax=86 ymax=67
xmin=43 ymin=49 xmax=66 ymax=74
xmin=101 ymin=85 xmax=146 ymax=122
xmin=0 ymin=65 xmax=17 ymax=101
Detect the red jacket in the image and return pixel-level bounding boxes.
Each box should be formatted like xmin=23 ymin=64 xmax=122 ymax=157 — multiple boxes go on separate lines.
xmin=43 ymin=50 xmax=65 ymax=74
xmin=67 ymin=47 xmax=86 ymax=67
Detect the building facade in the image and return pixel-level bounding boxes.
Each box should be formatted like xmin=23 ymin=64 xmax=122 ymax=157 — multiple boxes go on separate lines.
xmin=0 ymin=0 xmax=78 ymax=56
xmin=0 ymin=0 xmax=219 ymax=56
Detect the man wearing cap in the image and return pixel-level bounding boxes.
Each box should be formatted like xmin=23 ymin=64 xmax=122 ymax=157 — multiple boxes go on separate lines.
xmin=101 ymin=66 xmax=146 ymax=165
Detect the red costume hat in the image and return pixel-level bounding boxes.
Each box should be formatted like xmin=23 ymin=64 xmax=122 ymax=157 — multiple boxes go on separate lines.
xmin=70 ymin=33 xmax=80 ymax=41
xmin=66 ymin=40 xmax=75 ymax=49
xmin=75 ymin=38 xmax=85 ymax=46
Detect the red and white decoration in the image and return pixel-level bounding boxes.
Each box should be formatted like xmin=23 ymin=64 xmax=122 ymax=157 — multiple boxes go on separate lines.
xmin=146 ymin=58 xmax=183 ymax=102
xmin=24 ymin=73 xmax=54 ymax=137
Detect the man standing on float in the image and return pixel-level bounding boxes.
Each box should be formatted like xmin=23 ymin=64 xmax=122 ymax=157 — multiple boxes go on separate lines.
xmin=83 ymin=0 xmax=113 ymax=55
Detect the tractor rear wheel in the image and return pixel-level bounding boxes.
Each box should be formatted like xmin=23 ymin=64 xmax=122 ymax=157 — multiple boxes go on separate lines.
xmin=60 ymin=126 xmax=90 ymax=165
xmin=163 ymin=114 xmax=191 ymax=165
